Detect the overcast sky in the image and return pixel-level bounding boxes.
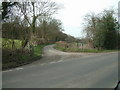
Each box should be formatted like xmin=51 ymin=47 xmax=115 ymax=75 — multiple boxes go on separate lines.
xmin=53 ymin=0 xmax=119 ymax=38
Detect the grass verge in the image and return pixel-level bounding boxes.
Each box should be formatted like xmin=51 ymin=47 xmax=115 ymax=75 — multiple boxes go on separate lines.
xmin=2 ymin=44 xmax=47 ymax=70
xmin=54 ymin=45 xmax=117 ymax=53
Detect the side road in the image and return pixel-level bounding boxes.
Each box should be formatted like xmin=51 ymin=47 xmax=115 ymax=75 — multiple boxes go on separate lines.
xmin=30 ymin=45 xmax=117 ymax=65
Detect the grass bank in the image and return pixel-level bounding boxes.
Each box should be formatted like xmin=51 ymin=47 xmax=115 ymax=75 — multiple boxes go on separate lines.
xmin=2 ymin=44 xmax=47 ymax=70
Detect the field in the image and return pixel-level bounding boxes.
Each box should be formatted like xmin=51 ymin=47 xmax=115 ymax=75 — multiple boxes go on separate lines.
xmin=2 ymin=38 xmax=22 ymax=49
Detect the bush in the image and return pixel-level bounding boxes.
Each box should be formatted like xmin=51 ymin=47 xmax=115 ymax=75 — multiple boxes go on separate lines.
xmin=56 ymin=41 xmax=69 ymax=48
xmin=2 ymin=44 xmax=46 ymax=70
xmin=2 ymin=48 xmax=31 ymax=69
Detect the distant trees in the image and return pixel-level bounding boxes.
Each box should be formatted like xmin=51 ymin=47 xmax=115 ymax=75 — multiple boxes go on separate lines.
xmin=83 ymin=9 xmax=119 ymax=50
xmin=65 ymin=35 xmax=76 ymax=43
xmin=2 ymin=17 xmax=67 ymax=44
xmin=34 ymin=18 xmax=66 ymax=44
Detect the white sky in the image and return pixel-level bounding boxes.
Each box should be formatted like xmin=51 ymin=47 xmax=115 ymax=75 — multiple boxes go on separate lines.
xmin=53 ymin=0 xmax=119 ymax=38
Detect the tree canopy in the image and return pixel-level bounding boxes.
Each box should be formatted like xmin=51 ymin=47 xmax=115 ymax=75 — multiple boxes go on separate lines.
xmin=83 ymin=9 xmax=119 ymax=50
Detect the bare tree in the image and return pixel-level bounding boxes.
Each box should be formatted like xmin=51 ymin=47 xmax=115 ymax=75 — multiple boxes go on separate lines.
xmin=15 ymin=0 xmax=59 ymax=47
xmin=83 ymin=12 xmax=98 ymax=48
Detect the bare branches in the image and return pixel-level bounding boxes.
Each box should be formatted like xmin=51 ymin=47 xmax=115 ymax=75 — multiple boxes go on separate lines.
xmin=16 ymin=0 xmax=59 ymax=29
xmin=35 ymin=1 xmax=59 ymax=18
xmin=17 ymin=2 xmax=32 ymax=26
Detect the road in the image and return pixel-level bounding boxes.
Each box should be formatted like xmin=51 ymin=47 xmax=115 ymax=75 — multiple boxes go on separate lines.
xmin=30 ymin=45 xmax=97 ymax=65
xmin=2 ymin=45 xmax=118 ymax=88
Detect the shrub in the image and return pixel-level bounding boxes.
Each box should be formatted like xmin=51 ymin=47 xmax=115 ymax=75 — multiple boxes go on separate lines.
xmin=56 ymin=41 xmax=69 ymax=48
xmin=2 ymin=48 xmax=32 ymax=70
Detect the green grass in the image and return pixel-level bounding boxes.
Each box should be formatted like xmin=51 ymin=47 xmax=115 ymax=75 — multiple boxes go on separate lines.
xmin=19 ymin=44 xmax=47 ymax=62
xmin=34 ymin=45 xmax=45 ymax=56
xmin=54 ymin=45 xmax=117 ymax=53
xmin=2 ymin=38 xmax=22 ymax=49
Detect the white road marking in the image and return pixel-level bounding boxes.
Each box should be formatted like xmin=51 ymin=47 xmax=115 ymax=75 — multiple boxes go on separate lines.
xmin=50 ymin=61 xmax=56 ymax=64
xmin=40 ymin=63 xmax=46 ymax=66
xmin=15 ymin=68 xmax=23 ymax=70
xmin=57 ymin=60 xmax=63 ymax=62
xmin=3 ymin=69 xmax=13 ymax=72
xmin=3 ymin=68 xmax=23 ymax=72
xmin=30 ymin=65 xmax=35 ymax=67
